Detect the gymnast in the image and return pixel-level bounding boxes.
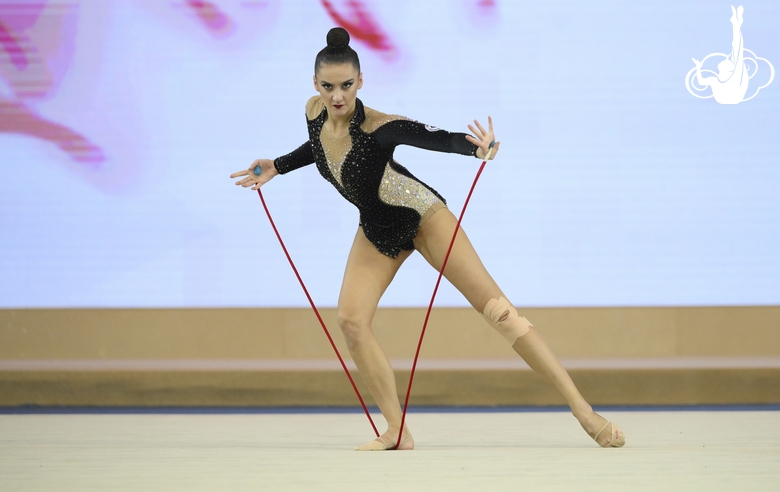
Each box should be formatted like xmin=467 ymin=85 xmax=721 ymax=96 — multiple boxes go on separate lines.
xmin=231 ymin=27 xmax=625 ymax=451
xmin=692 ymin=5 xmax=749 ymax=104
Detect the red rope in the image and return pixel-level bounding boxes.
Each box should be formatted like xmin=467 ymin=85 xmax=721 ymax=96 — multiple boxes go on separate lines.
xmin=395 ymin=158 xmax=489 ymax=450
xmin=257 ymin=189 xmax=379 ymax=438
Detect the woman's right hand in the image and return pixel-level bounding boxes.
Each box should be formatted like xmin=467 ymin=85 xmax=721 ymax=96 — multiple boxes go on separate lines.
xmin=230 ymin=159 xmax=278 ymax=190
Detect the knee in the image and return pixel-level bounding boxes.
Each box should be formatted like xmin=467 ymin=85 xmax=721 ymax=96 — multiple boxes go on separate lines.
xmin=337 ymin=311 xmax=371 ymax=348
xmin=482 ymin=296 xmax=533 ymax=345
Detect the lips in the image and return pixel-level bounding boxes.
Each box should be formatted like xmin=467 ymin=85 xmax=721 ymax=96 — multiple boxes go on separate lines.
xmin=333 ymin=104 xmax=344 ymax=109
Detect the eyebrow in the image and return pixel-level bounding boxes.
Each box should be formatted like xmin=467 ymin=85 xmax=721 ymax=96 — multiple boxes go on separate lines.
xmin=320 ymin=78 xmax=355 ymax=85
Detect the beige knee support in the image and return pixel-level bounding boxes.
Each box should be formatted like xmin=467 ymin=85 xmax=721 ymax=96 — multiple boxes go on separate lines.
xmin=482 ymin=297 xmax=532 ymax=344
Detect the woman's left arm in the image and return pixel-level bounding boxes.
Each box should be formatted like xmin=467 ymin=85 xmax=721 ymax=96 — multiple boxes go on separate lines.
xmin=373 ymin=117 xmax=500 ymax=160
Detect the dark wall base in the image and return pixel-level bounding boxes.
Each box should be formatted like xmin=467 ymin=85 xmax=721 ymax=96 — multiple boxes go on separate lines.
xmin=2 ymin=368 xmax=779 ymax=407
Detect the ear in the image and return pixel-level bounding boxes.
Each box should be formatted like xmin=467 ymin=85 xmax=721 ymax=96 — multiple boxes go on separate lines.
xmin=313 ymin=75 xmax=318 ymax=91
xmin=357 ymin=72 xmax=363 ymax=90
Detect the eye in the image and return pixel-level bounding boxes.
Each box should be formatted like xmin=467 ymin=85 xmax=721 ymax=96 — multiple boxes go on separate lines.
xmin=342 ymin=82 xmax=353 ymax=89
xmin=322 ymin=83 xmax=332 ymax=90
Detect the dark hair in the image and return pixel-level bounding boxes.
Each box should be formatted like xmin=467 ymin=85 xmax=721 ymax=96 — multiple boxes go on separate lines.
xmin=314 ymin=27 xmax=360 ymax=73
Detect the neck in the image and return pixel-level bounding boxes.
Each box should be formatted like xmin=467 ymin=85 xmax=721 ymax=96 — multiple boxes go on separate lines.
xmin=325 ymin=108 xmax=354 ymax=132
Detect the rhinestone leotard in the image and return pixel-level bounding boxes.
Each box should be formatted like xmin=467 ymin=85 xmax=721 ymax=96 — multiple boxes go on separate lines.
xmin=273 ymin=96 xmax=478 ymax=258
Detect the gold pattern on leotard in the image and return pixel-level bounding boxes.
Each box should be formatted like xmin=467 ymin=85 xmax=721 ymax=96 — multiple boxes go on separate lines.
xmin=377 ymin=164 xmax=440 ymax=216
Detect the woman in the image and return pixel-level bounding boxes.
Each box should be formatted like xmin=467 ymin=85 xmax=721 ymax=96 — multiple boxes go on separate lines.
xmin=231 ymin=27 xmax=625 ymax=451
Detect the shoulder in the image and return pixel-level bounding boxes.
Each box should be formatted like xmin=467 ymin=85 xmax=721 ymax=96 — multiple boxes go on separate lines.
xmin=362 ymin=105 xmax=412 ymax=134
xmin=305 ymin=96 xmax=325 ymax=120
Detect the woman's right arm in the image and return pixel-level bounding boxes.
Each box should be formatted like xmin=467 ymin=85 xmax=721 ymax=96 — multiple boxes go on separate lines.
xmin=230 ymin=141 xmax=314 ymax=191
xmin=273 ymin=141 xmax=315 ymax=174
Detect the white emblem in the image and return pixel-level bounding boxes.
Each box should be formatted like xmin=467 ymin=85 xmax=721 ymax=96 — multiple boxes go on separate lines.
xmin=424 ymin=124 xmax=442 ymax=132
xmin=685 ymin=5 xmax=774 ymax=104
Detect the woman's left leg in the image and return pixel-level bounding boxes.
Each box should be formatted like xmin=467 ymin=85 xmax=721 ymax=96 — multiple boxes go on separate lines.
xmin=414 ymin=208 xmax=624 ymax=447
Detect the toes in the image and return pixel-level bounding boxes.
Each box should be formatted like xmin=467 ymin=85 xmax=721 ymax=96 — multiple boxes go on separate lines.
xmin=356 ymin=438 xmax=389 ymax=451
xmin=590 ymin=415 xmax=626 ymax=448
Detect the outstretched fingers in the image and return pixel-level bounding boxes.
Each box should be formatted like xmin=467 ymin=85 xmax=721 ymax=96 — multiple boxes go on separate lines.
xmin=237 ymin=176 xmax=256 ymax=187
xmin=468 ymin=121 xmax=483 ymax=137
xmin=230 ymin=159 xmax=277 ymax=190
xmin=467 ymin=116 xmax=499 ymax=160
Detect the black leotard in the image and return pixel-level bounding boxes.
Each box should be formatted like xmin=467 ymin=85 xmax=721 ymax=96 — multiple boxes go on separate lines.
xmin=274 ymin=97 xmax=478 ymax=258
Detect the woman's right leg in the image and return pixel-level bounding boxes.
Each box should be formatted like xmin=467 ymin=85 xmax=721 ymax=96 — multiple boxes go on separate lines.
xmin=337 ymin=227 xmax=414 ymax=450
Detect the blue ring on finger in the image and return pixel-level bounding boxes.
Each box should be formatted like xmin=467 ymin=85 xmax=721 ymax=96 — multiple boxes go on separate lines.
xmin=253 ymin=164 xmax=262 ymax=176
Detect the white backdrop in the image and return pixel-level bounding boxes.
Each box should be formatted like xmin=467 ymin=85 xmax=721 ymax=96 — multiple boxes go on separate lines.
xmin=1 ymin=1 xmax=778 ymax=308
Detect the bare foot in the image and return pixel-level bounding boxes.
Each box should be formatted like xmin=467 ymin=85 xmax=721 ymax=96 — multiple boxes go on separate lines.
xmin=356 ymin=428 xmax=414 ymax=451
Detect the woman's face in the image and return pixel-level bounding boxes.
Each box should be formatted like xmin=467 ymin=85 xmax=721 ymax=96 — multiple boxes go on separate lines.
xmin=313 ymin=63 xmax=363 ymax=119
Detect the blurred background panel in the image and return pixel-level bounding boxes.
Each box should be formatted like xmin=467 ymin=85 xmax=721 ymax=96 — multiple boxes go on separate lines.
xmin=1 ymin=0 xmax=777 ymax=309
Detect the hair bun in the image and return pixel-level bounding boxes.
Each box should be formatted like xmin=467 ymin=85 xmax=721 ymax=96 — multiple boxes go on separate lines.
xmin=326 ymin=27 xmax=350 ymax=48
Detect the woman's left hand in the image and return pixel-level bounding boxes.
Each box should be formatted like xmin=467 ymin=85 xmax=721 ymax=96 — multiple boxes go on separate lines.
xmin=466 ymin=116 xmax=500 ymax=160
